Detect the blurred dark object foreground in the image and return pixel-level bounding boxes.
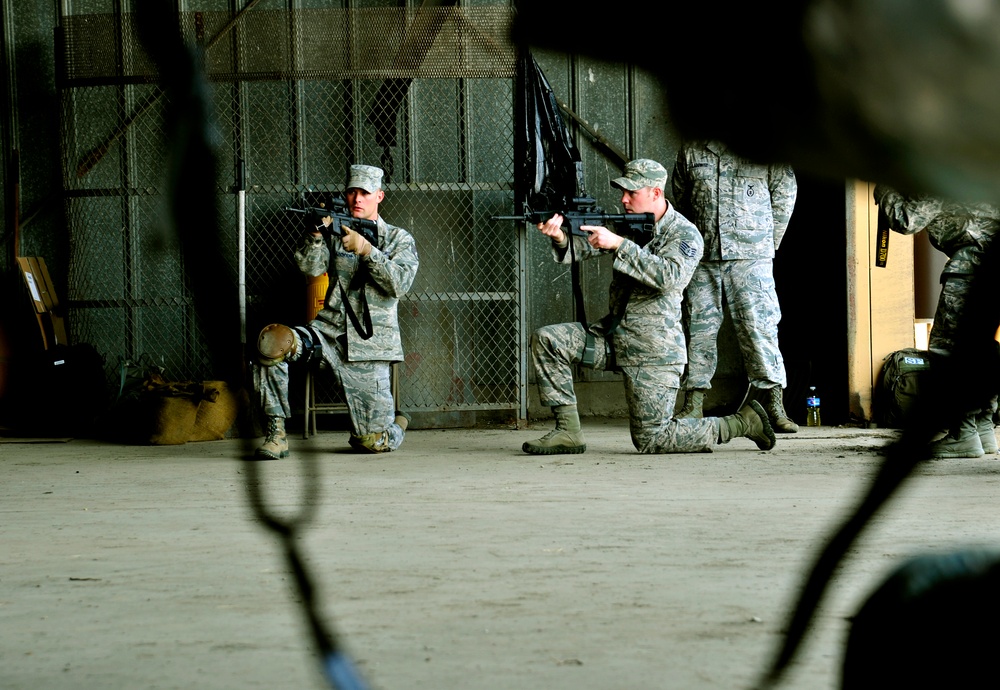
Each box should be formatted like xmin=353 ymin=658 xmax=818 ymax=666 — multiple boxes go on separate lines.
xmin=841 ymin=549 xmax=1000 ymax=689
xmin=513 ymin=0 xmax=1000 ymax=204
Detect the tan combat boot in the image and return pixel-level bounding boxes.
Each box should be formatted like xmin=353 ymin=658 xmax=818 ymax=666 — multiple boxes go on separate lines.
xmin=395 ymin=410 xmax=410 ymax=432
xmin=976 ymin=408 xmax=998 ymax=454
xmin=256 ymin=416 xmax=289 ymax=459
xmin=719 ymin=401 xmax=777 ymax=450
xmin=522 ymin=404 xmax=587 ymax=455
xmin=762 ymin=385 xmax=799 ymax=433
xmin=350 ymin=431 xmax=392 ymax=453
xmin=929 ymin=414 xmax=985 ymax=459
xmin=677 ymin=389 xmax=706 ymax=419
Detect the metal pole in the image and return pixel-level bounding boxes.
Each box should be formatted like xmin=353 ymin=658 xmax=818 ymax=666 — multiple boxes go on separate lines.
xmin=237 ymin=158 xmax=246 ymax=344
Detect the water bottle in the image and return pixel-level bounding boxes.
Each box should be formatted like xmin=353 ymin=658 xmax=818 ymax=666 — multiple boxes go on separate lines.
xmin=806 ymin=386 xmax=821 ymax=427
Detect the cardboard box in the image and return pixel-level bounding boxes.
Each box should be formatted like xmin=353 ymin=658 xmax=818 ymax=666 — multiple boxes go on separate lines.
xmin=16 ymin=256 xmax=67 ymax=350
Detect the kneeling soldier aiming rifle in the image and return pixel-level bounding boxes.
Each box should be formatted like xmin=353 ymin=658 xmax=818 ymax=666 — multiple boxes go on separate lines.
xmin=511 ymin=158 xmax=776 ymax=456
xmin=252 ymin=164 xmax=419 ymax=458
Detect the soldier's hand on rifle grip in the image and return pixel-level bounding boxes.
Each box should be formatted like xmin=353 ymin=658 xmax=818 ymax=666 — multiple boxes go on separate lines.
xmin=537 ymin=213 xmax=567 ymax=245
xmin=583 ymin=225 xmax=623 ymax=251
xmin=341 ymin=224 xmax=372 ymax=256
xmin=313 ymin=214 xmax=334 ymax=237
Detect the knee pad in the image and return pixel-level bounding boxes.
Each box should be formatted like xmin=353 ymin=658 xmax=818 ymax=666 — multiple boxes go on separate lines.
xmin=258 ymin=324 xmax=324 ymax=367
xmin=257 ymin=323 xmax=298 ymax=366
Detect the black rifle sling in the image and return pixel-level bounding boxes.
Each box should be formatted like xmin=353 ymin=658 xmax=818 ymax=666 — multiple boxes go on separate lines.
xmin=337 ymin=266 xmax=374 ymax=340
xmin=568 ymin=216 xmax=653 ymax=367
xmin=568 ymin=231 xmax=588 ymax=325
xmin=601 ymin=220 xmax=651 ymax=337
xmin=570 ymin=224 xmax=642 ymax=368
xmin=602 ymin=282 xmax=634 ymax=333
xmin=571 ymin=228 xmax=637 ymax=369
xmin=566 ymin=231 xmax=599 ymax=366
xmin=599 ymin=280 xmax=634 ymax=371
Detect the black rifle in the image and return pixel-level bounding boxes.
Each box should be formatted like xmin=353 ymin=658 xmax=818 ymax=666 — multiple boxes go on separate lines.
xmin=492 ymin=196 xmax=656 ymax=247
xmin=494 ymin=196 xmax=655 ymax=368
xmin=285 ymin=196 xmax=381 ymax=340
xmin=284 ymin=196 xmax=379 ymax=248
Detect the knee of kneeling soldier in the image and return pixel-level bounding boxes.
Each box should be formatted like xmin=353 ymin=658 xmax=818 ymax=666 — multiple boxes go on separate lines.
xmin=257 ymin=324 xmax=322 ymax=367
xmin=257 ymin=323 xmax=298 ymax=366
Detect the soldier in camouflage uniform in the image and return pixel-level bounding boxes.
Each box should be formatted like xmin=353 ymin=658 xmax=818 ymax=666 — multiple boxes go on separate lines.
xmin=671 ymin=140 xmax=799 ymax=433
xmin=252 ymin=164 xmax=419 ymax=458
xmin=523 ymin=159 xmax=776 ymax=455
xmin=874 ymin=184 xmax=1000 ymax=458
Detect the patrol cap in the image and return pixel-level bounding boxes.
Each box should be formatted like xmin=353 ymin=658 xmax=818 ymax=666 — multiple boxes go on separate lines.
xmin=346 ymin=164 xmax=384 ymax=193
xmin=610 ymin=158 xmax=668 ymax=191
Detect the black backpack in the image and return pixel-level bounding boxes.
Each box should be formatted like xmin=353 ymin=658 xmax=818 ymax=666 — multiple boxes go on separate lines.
xmin=876 ymin=348 xmax=932 ymax=429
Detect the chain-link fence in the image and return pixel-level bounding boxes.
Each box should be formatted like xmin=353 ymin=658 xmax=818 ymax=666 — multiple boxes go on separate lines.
xmin=57 ymin=3 xmax=521 ymax=423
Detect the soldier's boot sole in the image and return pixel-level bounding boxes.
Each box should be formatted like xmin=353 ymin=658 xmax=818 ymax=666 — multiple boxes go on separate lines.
xmin=762 ymin=387 xmax=798 ymax=433
xmin=745 ymin=401 xmax=777 ymax=451
xmin=928 ymin=434 xmax=984 ymax=459
xmin=522 ymin=428 xmax=586 ymax=455
xmin=772 ymin=416 xmax=800 ymax=434
xmin=255 ymin=444 xmax=289 ymax=460
xmin=977 ymin=414 xmax=997 ymax=454
xmin=981 ymin=432 xmax=999 ymax=455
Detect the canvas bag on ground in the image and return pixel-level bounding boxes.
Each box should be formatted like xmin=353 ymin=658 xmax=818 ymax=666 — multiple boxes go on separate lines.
xmin=877 ymin=348 xmax=932 ymax=428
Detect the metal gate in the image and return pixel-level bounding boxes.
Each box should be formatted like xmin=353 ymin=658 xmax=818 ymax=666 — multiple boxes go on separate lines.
xmin=56 ymin=2 xmax=523 ymax=423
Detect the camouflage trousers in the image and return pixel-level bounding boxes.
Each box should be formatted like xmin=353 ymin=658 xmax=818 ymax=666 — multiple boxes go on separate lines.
xmin=930 ymin=273 xmax=977 ymax=356
xmin=931 ymin=273 xmax=999 ymax=419
xmin=531 ymin=322 xmax=719 ymax=453
xmin=253 ymin=328 xmax=404 ymax=451
xmin=682 ymin=258 xmax=786 ymax=390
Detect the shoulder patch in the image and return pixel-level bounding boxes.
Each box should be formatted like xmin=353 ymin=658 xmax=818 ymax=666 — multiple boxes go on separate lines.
xmin=680 ymin=240 xmax=699 ymax=258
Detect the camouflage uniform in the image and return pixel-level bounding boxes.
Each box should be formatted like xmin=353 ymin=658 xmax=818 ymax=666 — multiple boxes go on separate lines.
xmin=874 ymin=186 xmax=1000 ymax=355
xmin=671 ymin=140 xmax=797 ymax=423
xmin=255 ymin=167 xmax=419 ymax=453
xmin=874 ymin=184 xmax=1000 ymax=454
xmin=531 ymin=199 xmax=729 ymax=452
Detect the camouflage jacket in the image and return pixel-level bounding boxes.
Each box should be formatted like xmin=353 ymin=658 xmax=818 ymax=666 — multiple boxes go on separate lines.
xmin=670 ymin=140 xmax=797 ymax=260
xmin=295 ymin=216 xmax=419 ymax=361
xmin=554 ymin=203 xmax=704 ymax=366
xmin=874 ymin=184 xmax=1000 ymax=275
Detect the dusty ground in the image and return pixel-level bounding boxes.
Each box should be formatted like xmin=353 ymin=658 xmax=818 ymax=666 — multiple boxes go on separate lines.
xmin=3 ymin=420 xmax=1000 ymax=690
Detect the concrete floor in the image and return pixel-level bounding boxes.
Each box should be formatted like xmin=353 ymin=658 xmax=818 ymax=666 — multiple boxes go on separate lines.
xmin=3 ymin=420 xmax=1000 ymax=690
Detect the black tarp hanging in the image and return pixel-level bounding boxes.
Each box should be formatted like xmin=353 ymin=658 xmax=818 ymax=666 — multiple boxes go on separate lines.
xmin=514 ymin=52 xmax=587 ymax=212
xmin=513 ymin=52 xmax=598 ymax=337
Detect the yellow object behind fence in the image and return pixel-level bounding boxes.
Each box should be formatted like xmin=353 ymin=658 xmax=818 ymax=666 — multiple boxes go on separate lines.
xmin=305 ymin=273 xmax=329 ymax=321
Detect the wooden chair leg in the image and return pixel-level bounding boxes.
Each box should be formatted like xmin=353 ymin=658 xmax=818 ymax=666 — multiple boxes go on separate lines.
xmin=391 ymin=362 xmax=399 ymax=411
xmin=303 ymin=369 xmax=312 ymax=439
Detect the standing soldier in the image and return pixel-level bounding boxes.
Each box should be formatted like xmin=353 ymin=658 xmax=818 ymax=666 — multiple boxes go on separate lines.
xmin=875 ymin=184 xmax=1000 ymax=457
xmin=522 ymin=158 xmax=776 ymax=455
xmin=671 ymin=140 xmax=799 ymax=432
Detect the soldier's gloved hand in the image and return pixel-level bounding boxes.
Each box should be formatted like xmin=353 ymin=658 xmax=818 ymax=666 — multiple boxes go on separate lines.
xmin=341 ymin=224 xmax=372 ymax=256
